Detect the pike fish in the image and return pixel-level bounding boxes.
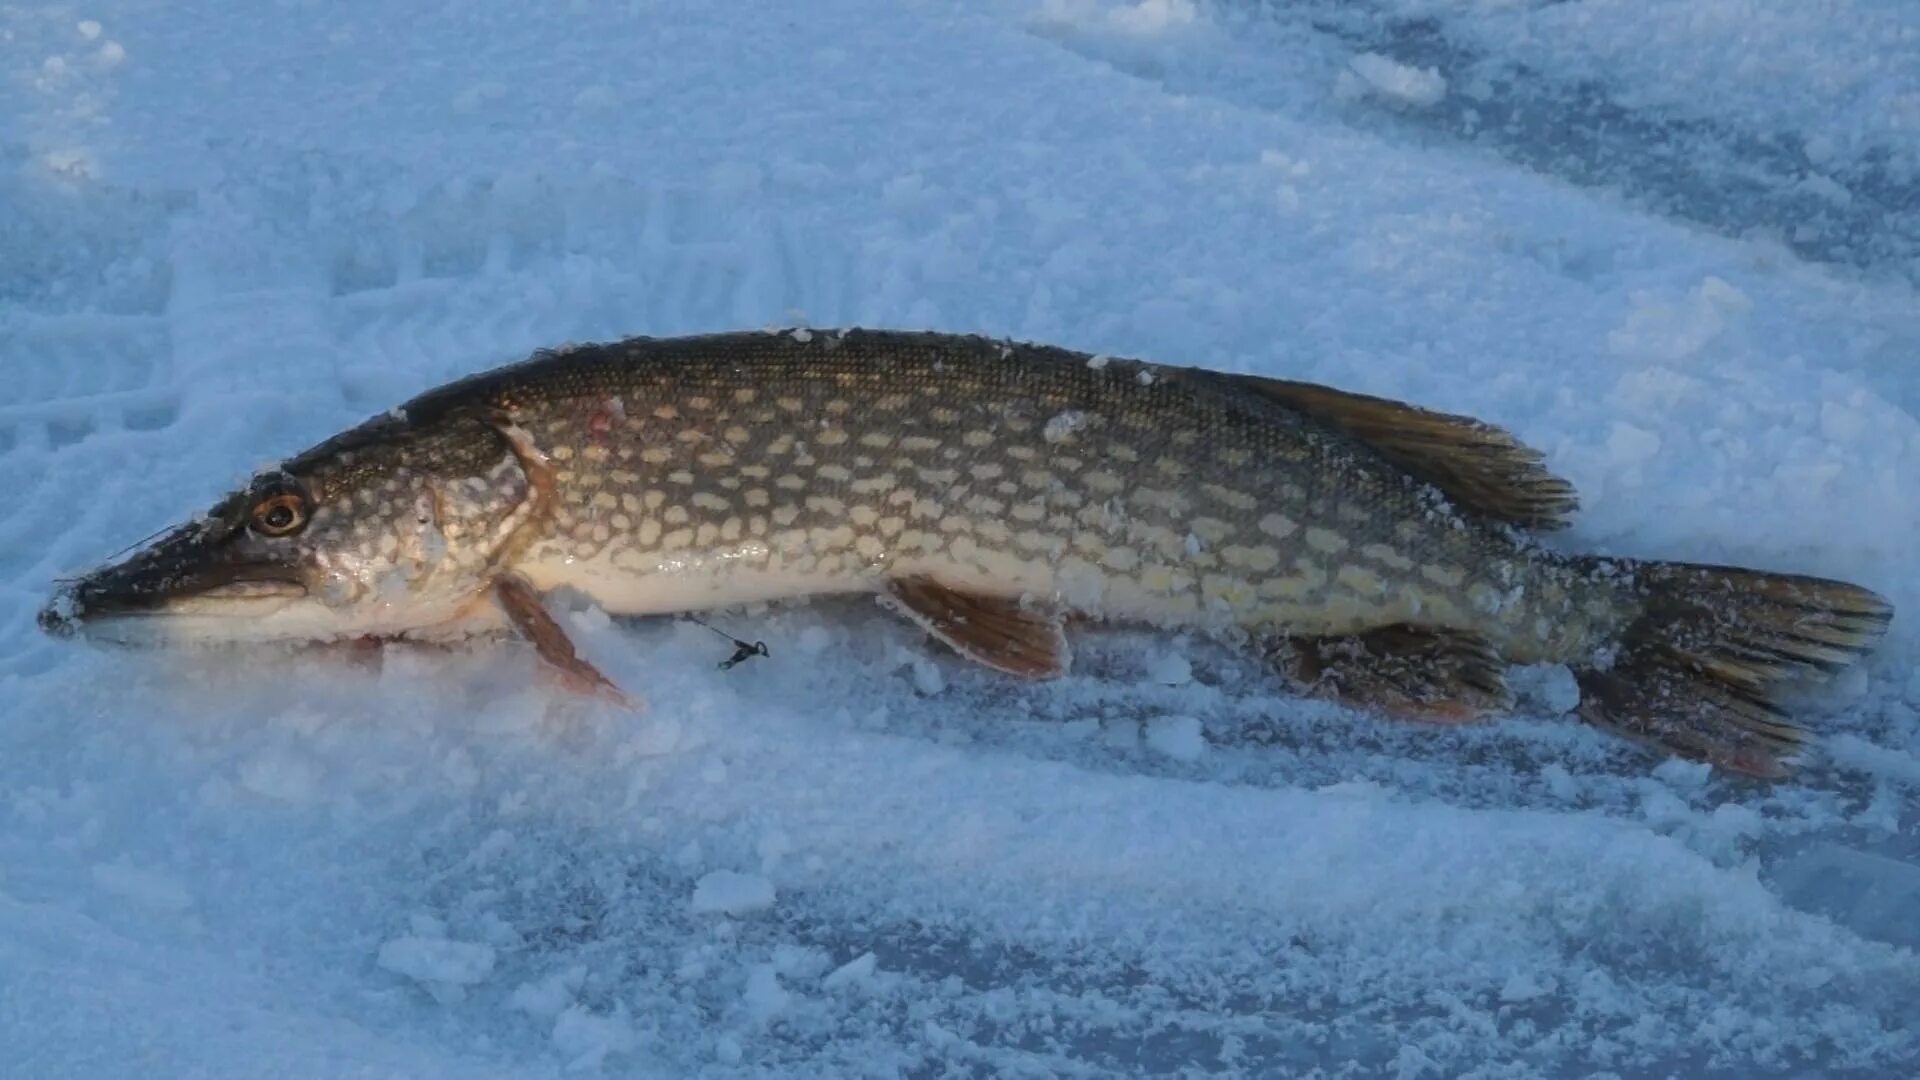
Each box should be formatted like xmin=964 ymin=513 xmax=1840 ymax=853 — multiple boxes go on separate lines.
xmin=41 ymin=329 xmax=1892 ymax=775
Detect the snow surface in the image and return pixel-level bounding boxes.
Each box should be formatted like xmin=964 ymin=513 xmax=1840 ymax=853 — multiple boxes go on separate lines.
xmin=4 ymin=0 xmax=1920 ymax=1074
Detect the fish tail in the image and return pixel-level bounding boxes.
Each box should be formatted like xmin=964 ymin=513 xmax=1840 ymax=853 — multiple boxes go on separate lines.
xmin=1568 ymin=558 xmax=1891 ymax=777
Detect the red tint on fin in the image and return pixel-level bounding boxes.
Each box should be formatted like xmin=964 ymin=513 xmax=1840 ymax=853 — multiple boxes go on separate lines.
xmin=882 ymin=576 xmax=1070 ymax=678
xmin=495 ymin=574 xmax=635 ymax=707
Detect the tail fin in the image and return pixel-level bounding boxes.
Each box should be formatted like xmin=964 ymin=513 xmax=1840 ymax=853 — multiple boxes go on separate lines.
xmin=1572 ymin=560 xmax=1892 ymax=777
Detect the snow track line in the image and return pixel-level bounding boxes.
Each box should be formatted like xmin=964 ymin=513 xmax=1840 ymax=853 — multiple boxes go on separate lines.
xmin=1040 ymin=0 xmax=1920 ymax=283
xmin=1314 ymin=8 xmax=1920 ymax=284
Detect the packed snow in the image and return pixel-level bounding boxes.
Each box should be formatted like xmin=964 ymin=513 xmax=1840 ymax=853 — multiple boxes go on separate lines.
xmin=4 ymin=0 xmax=1919 ymax=1074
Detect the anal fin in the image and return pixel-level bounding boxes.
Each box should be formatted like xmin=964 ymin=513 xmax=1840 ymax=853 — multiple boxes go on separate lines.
xmin=495 ymin=574 xmax=636 ymax=707
xmin=1271 ymin=625 xmax=1512 ymax=723
xmin=882 ymin=576 xmax=1070 ymax=678
xmin=1575 ymin=662 xmax=1795 ymax=779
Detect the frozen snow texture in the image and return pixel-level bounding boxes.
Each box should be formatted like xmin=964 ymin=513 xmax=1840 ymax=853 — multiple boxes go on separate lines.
xmin=90 ymin=862 xmax=194 ymax=913
xmin=3 ymin=0 xmax=1920 ymax=1075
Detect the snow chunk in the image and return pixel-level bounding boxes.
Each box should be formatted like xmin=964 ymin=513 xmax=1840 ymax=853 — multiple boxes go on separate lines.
xmin=1500 ymin=971 xmax=1553 ymax=1003
xmin=772 ymin=943 xmax=829 ymax=979
xmin=1146 ymin=650 xmax=1192 ymax=686
xmin=624 ymin=715 xmax=683 ymax=759
xmin=1606 ymin=422 xmax=1662 ymax=468
xmin=690 ymin=870 xmax=777 ymax=916
xmin=1115 ymin=0 xmax=1199 ymax=35
xmin=1036 ymin=0 xmax=1199 ymax=37
xmin=1315 ymin=778 xmax=1385 ymax=799
xmin=1540 ymin=764 xmax=1580 ymax=802
xmin=510 ymin=966 xmax=587 ymax=1020
xmin=1101 ymin=716 xmax=1140 ymax=750
xmin=552 ymin=1004 xmax=637 ymax=1070
xmin=377 ymin=936 xmax=497 ymax=986
xmin=1392 ymin=1044 xmax=1438 ymax=1078
xmin=237 ymin=750 xmax=321 ymax=803
xmin=822 ymin=951 xmax=877 ymax=990
xmin=1653 ymin=757 xmax=1712 ymax=793
xmin=1608 ymin=276 xmax=1751 ymax=361
xmin=743 ymin=964 xmax=789 ymax=1021
xmin=1510 ymin=663 xmax=1580 ymax=715
xmin=909 ymin=656 xmax=946 ymax=696
xmin=796 ymin=624 xmax=834 ymax=655
xmin=1826 ymin=735 xmax=1920 ymax=786
xmin=757 ymin=829 xmax=793 ymax=871
xmin=1145 ymin=715 xmax=1206 ymax=761
xmin=1338 ymin=53 xmax=1447 ymax=109
xmin=1043 ymin=410 xmax=1088 ymax=442
xmin=1820 ymin=399 xmax=1868 ymax=443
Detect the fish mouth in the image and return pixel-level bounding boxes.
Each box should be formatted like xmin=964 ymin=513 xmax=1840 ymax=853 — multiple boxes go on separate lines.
xmin=40 ymin=566 xmax=310 ymax=640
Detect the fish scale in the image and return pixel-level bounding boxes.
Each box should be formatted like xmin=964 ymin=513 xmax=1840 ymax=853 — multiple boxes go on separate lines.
xmin=44 ymin=328 xmax=1893 ymax=777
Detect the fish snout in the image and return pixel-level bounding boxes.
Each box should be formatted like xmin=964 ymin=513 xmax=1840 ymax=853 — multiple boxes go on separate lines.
xmin=39 ymin=561 xmax=178 ymax=637
xmin=38 ymin=586 xmax=81 ymax=637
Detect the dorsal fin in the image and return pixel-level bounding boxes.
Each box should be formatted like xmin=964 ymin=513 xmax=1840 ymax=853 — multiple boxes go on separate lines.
xmin=1221 ymin=375 xmax=1579 ymax=531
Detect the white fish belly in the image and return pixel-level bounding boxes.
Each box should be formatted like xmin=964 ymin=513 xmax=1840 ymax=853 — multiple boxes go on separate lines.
xmin=516 ymin=547 xmax=879 ymax=616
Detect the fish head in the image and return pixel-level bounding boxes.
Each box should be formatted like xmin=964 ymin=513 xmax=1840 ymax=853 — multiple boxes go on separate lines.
xmin=40 ymin=411 xmax=538 ymax=646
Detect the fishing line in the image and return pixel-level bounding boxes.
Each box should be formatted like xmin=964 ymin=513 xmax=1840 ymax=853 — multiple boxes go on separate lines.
xmin=684 ymin=615 xmax=770 ymax=671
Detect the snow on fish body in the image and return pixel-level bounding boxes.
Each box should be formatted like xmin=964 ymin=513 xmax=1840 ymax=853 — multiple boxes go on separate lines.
xmin=41 ymin=329 xmax=1891 ymax=775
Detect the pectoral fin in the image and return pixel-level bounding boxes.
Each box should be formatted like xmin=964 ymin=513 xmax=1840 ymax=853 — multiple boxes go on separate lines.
xmin=1270 ymin=625 xmax=1510 ymax=723
xmin=882 ymin=576 xmax=1070 ymax=678
xmin=494 ymin=574 xmax=635 ymax=707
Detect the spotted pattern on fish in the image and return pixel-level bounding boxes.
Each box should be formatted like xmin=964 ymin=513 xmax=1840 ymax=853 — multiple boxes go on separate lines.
xmin=369 ymin=328 xmax=1619 ymax=661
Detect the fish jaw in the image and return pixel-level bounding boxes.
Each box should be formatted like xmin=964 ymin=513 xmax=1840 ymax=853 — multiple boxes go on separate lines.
xmin=51 ymin=587 xmax=507 ymax=648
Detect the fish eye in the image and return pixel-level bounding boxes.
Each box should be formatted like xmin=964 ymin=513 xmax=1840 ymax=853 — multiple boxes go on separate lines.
xmin=250 ymin=492 xmax=309 ymax=537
